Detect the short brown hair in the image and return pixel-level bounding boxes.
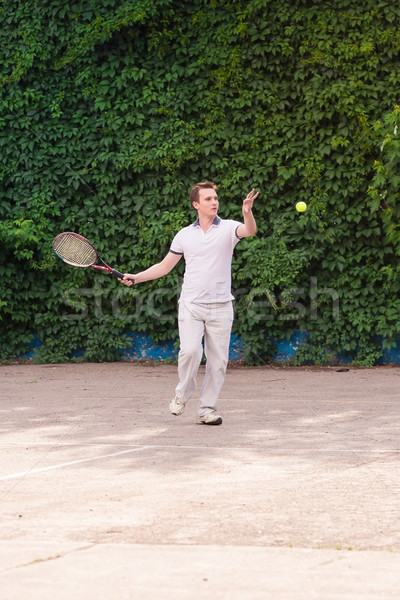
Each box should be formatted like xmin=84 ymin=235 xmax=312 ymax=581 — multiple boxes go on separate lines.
xmin=190 ymin=181 xmax=217 ymax=205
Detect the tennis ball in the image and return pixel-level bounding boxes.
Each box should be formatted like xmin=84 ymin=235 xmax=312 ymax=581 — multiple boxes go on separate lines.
xmin=296 ymin=201 xmax=307 ymax=212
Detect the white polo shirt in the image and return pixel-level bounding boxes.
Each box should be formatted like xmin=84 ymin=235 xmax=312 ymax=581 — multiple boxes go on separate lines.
xmin=170 ymin=216 xmax=243 ymax=303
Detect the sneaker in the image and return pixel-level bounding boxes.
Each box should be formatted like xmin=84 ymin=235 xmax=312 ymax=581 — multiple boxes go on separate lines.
xmin=169 ymin=396 xmax=185 ymax=416
xmin=197 ymin=413 xmax=223 ymax=426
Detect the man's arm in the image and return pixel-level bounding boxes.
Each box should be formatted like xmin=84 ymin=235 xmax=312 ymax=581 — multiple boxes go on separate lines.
xmin=120 ymin=251 xmax=182 ymax=286
xmin=236 ymin=188 xmax=259 ymax=238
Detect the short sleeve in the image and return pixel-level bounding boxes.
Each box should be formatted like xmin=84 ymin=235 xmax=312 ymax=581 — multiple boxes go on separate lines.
xmin=170 ymin=230 xmax=184 ymax=255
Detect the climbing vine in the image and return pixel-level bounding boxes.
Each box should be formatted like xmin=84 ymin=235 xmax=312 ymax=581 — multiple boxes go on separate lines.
xmin=1 ymin=0 xmax=400 ymax=365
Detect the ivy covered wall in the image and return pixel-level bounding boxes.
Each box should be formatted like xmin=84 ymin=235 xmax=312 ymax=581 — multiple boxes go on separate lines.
xmin=1 ymin=0 xmax=400 ymax=365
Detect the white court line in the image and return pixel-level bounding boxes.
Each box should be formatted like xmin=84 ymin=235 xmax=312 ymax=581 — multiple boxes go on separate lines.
xmin=1 ymin=445 xmax=399 ymax=483
xmin=0 ymin=447 xmax=149 ymax=482
xmin=2 ymin=441 xmax=400 ymax=452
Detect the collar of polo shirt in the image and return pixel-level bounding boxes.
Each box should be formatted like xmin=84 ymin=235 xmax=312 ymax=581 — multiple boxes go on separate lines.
xmin=193 ymin=216 xmax=221 ymax=227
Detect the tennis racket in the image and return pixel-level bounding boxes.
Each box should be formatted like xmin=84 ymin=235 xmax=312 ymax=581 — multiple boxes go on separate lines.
xmin=52 ymin=232 xmax=132 ymax=281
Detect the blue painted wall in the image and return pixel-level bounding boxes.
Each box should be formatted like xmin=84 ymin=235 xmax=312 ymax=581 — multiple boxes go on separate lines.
xmin=22 ymin=330 xmax=400 ymax=364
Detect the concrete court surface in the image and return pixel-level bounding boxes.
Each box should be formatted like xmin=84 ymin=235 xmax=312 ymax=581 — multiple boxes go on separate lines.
xmin=1 ymin=361 xmax=400 ymax=599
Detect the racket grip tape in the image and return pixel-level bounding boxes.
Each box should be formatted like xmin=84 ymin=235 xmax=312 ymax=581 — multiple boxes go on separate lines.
xmin=111 ymin=269 xmax=135 ymax=284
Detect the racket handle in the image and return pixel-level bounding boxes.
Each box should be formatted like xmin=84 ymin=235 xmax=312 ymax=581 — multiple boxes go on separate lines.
xmin=111 ymin=269 xmax=135 ymax=284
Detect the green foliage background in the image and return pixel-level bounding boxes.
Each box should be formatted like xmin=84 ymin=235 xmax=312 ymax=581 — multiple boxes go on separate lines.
xmin=1 ymin=0 xmax=400 ymax=365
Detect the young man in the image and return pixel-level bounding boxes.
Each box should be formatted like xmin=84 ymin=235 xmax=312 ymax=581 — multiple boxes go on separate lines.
xmin=121 ymin=182 xmax=258 ymax=425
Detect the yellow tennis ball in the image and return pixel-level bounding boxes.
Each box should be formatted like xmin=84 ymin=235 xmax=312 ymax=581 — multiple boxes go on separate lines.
xmin=296 ymin=201 xmax=307 ymax=212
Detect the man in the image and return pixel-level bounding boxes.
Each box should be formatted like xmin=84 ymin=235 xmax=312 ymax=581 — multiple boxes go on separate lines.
xmin=121 ymin=181 xmax=258 ymax=425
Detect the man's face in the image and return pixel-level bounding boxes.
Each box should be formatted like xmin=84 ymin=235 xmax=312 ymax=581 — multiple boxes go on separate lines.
xmin=193 ymin=188 xmax=219 ymax=217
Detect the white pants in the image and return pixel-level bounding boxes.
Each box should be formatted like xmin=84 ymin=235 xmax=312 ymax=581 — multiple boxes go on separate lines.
xmin=175 ymin=300 xmax=234 ymax=416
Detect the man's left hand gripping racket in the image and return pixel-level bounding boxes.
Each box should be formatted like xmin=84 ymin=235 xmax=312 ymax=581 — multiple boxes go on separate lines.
xmin=52 ymin=232 xmax=134 ymax=282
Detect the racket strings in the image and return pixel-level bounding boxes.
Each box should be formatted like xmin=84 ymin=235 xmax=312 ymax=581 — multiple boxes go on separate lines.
xmin=53 ymin=234 xmax=97 ymax=267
